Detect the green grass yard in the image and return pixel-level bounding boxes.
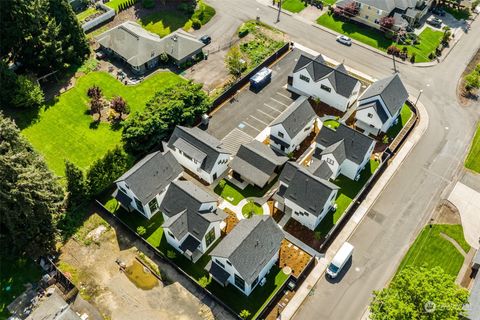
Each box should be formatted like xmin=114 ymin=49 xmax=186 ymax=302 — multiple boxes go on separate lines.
xmin=386 ymin=104 xmax=413 ymax=140
xmin=76 ymin=7 xmax=98 ymax=23
xmin=323 ymin=119 xmax=340 ymax=130
xmin=282 ymin=0 xmax=307 ymax=13
xmin=139 ymin=1 xmax=215 ymax=37
xmin=214 ymin=178 xmax=277 ymax=205
xmin=105 ymin=0 xmax=131 ymax=11
xmin=397 ymin=224 xmax=470 ymax=277
xmin=316 ymin=13 xmax=443 ymax=62
xmin=465 ymin=124 xmax=480 ymax=173
xmin=242 ymin=201 xmax=264 ymax=218
xmin=21 ymin=71 xmax=183 ymax=176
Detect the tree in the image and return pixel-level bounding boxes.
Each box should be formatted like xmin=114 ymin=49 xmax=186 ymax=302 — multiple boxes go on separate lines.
xmin=122 ymin=81 xmax=210 ymax=154
xmin=370 ymin=266 xmax=469 ymax=320
xmin=0 ymin=113 xmax=65 ymax=258
xmin=65 ymin=160 xmax=88 ymax=209
xmin=465 ymin=72 xmax=480 ymax=92
xmin=90 ymin=98 xmax=103 ymax=116
xmin=379 ymin=16 xmax=395 ymax=31
xmin=12 ymin=76 xmax=45 ymax=109
xmin=111 ymin=96 xmax=129 ymax=118
xmin=87 ymin=85 xmax=102 ymax=99
xmin=225 ymin=46 xmax=245 ymax=78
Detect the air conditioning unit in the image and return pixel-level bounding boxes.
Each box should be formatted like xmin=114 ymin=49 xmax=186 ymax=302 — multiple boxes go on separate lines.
xmin=260 ymin=277 xmax=267 ymax=286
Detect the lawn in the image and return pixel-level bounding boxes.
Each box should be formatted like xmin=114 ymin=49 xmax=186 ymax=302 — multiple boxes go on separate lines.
xmin=315 ymin=159 xmax=380 ymax=236
xmin=214 ymin=178 xmax=278 ymax=205
xmin=397 ymin=224 xmax=470 ymax=277
xmin=0 ymin=257 xmax=42 ymax=318
xmin=282 ymin=0 xmax=307 ymax=13
xmin=316 ymin=13 xmax=442 ymax=62
xmin=242 ymin=201 xmax=264 ymax=218
xmin=76 ymin=7 xmax=98 ymax=23
xmin=465 ymin=124 xmax=480 ymax=173
xmin=139 ymin=1 xmax=215 ymax=37
xmin=105 ymin=0 xmax=131 ymax=11
xmin=386 ymin=104 xmax=413 ymax=140
xmin=323 ymin=119 xmax=340 ymax=130
xmin=21 ymin=71 xmax=183 ymax=176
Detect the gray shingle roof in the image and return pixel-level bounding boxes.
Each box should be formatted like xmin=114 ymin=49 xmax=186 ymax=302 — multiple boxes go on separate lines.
xmin=96 ymin=21 xmax=205 ymax=66
xmin=320 ymin=140 xmax=347 ymax=164
xmin=210 ymin=215 xmax=284 ymax=284
xmin=357 ymin=100 xmax=390 ymax=124
xmin=161 ymin=180 xmax=226 ymax=240
xmin=466 ymin=275 xmax=480 ymax=320
xmin=168 ymin=126 xmax=229 ymax=173
xmin=292 ymin=54 xmax=360 ymax=98
xmin=311 ymin=159 xmax=333 ymax=180
xmin=115 ymin=150 xmax=183 ymax=204
xmin=278 ymin=162 xmax=338 ymax=217
xmin=230 ymin=140 xmax=288 ymax=187
xmin=26 ymin=290 xmax=81 ymax=320
xmin=270 ymin=96 xmax=317 ymax=139
xmin=359 ymin=74 xmax=408 ymax=117
xmin=316 ymin=124 xmax=375 ymax=164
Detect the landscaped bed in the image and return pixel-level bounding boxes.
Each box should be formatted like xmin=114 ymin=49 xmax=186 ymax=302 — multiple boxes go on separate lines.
xmin=20 ymin=71 xmax=184 ymax=175
xmin=465 ymin=124 xmax=480 ymax=173
xmin=396 ymin=224 xmax=470 ymax=277
xmin=323 ymin=119 xmax=340 ymax=130
xmin=242 ymin=201 xmax=264 ymax=218
xmin=316 ymin=13 xmax=443 ymax=62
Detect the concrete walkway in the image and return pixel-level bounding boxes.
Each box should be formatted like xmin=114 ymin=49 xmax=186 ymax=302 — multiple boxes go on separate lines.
xmin=280 ymin=92 xmax=429 ymax=320
xmin=218 ymin=197 xmax=271 ymax=221
xmin=448 ymin=182 xmax=480 ymax=250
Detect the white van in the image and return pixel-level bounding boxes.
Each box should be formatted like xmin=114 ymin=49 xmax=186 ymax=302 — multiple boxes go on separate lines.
xmin=326 ymin=242 xmax=354 ymax=278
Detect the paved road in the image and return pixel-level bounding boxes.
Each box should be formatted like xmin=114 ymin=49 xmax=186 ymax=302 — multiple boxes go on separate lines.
xmin=204 ymin=1 xmax=480 ymax=319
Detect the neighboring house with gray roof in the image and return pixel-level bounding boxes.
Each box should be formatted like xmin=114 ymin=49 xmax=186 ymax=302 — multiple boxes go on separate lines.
xmin=465 ymin=250 xmax=480 ymax=320
xmin=355 ymin=74 xmax=409 ymax=136
xmin=160 ymin=180 xmax=226 ymax=262
xmin=25 ymin=289 xmax=81 ymax=320
xmin=269 ymin=96 xmax=318 ymax=154
xmin=113 ymin=150 xmax=183 ymax=219
xmin=314 ymin=123 xmax=376 ymax=180
xmin=229 ymin=140 xmax=288 ymax=188
xmin=167 ymin=126 xmax=231 ymax=184
xmin=96 ymin=21 xmax=205 ymax=74
xmin=288 ymin=54 xmax=361 ymax=112
xmin=274 ymin=162 xmax=339 ymax=230
xmin=206 ymin=215 xmax=284 ymax=296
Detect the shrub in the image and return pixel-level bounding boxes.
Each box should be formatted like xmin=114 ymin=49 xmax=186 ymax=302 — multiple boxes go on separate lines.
xmin=159 ymin=52 xmax=169 ymax=63
xmin=198 ymin=276 xmax=211 ymax=288
xmin=111 ymin=96 xmax=129 ymax=117
xmin=167 ymin=250 xmax=177 ymax=259
xmin=142 ymin=0 xmax=155 ymax=9
xmin=428 ymin=52 xmax=436 ymax=60
xmin=137 ymin=226 xmax=146 ymax=235
xmin=387 ymin=45 xmax=400 ymax=56
xmin=410 ymin=53 xmax=416 ymax=63
xmin=465 ymin=71 xmax=480 ymax=92
xmin=12 ymin=75 xmax=45 ymax=109
xmin=240 ymin=310 xmax=251 ymax=319
xmin=191 ymin=18 xmax=201 ymax=30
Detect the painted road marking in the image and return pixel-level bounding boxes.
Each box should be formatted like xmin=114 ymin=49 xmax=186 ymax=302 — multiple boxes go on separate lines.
xmin=258 ymin=109 xmax=276 ymax=119
xmin=264 ymin=103 xmax=282 ymax=113
xmin=249 ymin=115 xmax=269 ymax=126
xmin=242 ymin=121 xmax=261 ymax=132
xmin=271 ymin=97 xmax=289 ymax=107
xmin=276 ymin=91 xmax=292 ymax=100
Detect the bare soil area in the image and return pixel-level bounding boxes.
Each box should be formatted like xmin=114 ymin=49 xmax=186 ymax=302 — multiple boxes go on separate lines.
xmin=432 ymin=200 xmax=461 ymax=224
xmin=58 ymin=213 xmax=217 ymax=320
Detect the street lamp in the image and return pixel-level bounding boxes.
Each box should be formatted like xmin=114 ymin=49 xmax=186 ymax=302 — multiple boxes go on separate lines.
xmin=276 ymin=0 xmax=282 ymax=23
xmin=414 ymin=89 xmax=423 ymax=107
xmin=256 ymin=7 xmax=260 ymax=21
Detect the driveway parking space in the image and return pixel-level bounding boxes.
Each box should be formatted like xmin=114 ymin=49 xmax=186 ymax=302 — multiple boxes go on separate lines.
xmin=206 ymin=48 xmax=304 ymax=141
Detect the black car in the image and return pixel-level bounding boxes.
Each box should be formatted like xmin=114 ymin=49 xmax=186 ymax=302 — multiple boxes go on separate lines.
xmin=200 ymin=35 xmax=211 ymax=45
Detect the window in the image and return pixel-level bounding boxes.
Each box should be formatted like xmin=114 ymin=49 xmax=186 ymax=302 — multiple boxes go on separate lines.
xmin=168 ymin=231 xmax=175 ymax=239
xmin=205 ymin=228 xmax=216 ymax=247
xmin=368 ymin=5 xmax=371 ymax=9
xmin=226 ymin=260 xmax=232 ymax=266
xmin=215 ymin=259 xmax=225 ymax=269
xmin=134 ymin=198 xmax=144 ymax=212
xmin=278 ymin=132 xmax=284 ymax=138
xmin=365 ymin=15 xmax=369 ymax=19
xmin=280 ymin=145 xmax=285 ymax=151
xmin=234 ymin=274 xmax=245 ymax=291
xmin=377 ymin=9 xmax=382 ymax=14
xmin=299 ymin=74 xmax=310 ymax=83
xmin=369 ymin=124 xmax=375 ymax=128
xmin=367 ymin=113 xmax=373 ymax=118
xmin=148 ymin=198 xmax=159 ymax=214
xmin=252 ymin=276 xmax=259 ymax=288
xmin=374 ymin=19 xmax=379 ymax=24
xmin=320 ymin=84 xmax=331 ymax=92
xmin=119 ymin=186 xmax=128 ymax=194
xmin=326 ymin=158 xmax=334 ymax=165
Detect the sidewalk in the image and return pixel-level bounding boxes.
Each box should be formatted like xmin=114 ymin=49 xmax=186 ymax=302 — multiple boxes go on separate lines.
xmin=280 ymin=95 xmax=429 ymax=320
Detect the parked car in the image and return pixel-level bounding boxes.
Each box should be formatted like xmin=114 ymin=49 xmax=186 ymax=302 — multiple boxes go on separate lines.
xmin=336 ymin=35 xmax=352 ymax=46
xmin=326 ymin=242 xmax=354 ymax=279
xmin=426 ymin=17 xmax=442 ymax=28
xmin=250 ymin=67 xmax=272 ymax=91
xmin=200 ymin=35 xmax=211 ymax=45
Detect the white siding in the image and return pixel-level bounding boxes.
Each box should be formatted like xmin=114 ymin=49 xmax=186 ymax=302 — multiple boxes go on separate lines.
xmin=199 ymin=222 xmax=222 ymax=252
xmin=285 ymin=190 xmax=337 ymax=230
xmin=354 ymin=94 xmax=401 ymax=135
xmin=320 ymin=153 xmax=341 ymax=179
xmin=115 ymin=181 xmax=168 ymax=219
xmin=270 ymin=118 xmax=316 ymax=154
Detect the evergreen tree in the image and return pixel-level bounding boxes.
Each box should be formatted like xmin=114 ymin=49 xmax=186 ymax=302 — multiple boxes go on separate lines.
xmin=0 ymin=113 xmax=65 ymax=258
xmin=65 ymin=160 xmax=88 ymax=209
xmin=86 ymin=147 xmax=130 ymax=195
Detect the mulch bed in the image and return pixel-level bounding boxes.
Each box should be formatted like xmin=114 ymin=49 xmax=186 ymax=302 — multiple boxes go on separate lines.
xmin=278 ymin=240 xmax=311 ymax=278
xmin=309 ymin=99 xmax=344 ymax=118
xmin=284 ymin=218 xmax=323 ymax=250
xmin=223 ymin=208 xmax=239 ymax=234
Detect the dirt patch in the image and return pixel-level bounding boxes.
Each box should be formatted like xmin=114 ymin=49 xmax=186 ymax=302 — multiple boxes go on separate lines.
xmin=433 ymin=200 xmax=461 ymax=224
xmin=124 ymin=260 xmax=159 ymax=290
xmin=310 ymin=99 xmax=344 ymax=118
xmin=278 ymin=240 xmax=312 ymax=278
xmin=284 ymin=218 xmax=322 ymax=250
xmin=457 ymin=49 xmax=480 ymax=106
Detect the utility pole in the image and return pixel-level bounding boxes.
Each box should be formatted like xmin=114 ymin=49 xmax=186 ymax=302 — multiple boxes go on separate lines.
xmin=414 ymin=89 xmax=423 ymax=107
xmin=392 ymin=53 xmax=397 ymax=73
xmin=276 ymin=0 xmax=282 ymax=23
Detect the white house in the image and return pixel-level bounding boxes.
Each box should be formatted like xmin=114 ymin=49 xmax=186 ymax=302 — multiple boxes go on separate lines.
xmin=288 ymin=54 xmax=361 ymax=112
xmin=269 ymin=96 xmax=317 ymax=154
xmin=113 ymin=150 xmax=183 ymax=219
xmin=355 ymin=74 xmax=409 ymax=136
xmin=314 ymin=123 xmax=376 ymax=181
xmin=160 ymin=180 xmax=227 ymax=262
xmin=274 ymin=162 xmax=339 ymax=230
xmin=206 ymin=216 xmax=284 ymax=296
xmin=167 ymin=126 xmax=231 ymax=185
xmin=229 ymin=140 xmax=288 ymax=188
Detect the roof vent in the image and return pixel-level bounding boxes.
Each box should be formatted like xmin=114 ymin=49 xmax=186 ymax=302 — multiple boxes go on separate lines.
xmin=172 ymin=35 xmax=178 ymax=41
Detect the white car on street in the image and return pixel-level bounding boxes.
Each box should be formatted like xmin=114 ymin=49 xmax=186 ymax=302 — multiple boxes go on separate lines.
xmin=336 ymin=35 xmax=352 ymax=46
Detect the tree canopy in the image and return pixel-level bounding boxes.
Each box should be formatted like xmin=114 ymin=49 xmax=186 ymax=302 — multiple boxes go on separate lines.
xmin=370 ymin=266 xmax=469 ymax=320
xmin=0 ymin=113 xmax=65 ymax=258
xmin=122 ymin=81 xmax=210 ymax=154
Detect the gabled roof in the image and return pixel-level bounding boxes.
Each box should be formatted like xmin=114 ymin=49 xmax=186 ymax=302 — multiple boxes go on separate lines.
xmin=96 ymin=21 xmax=205 ymax=66
xmin=115 ymin=150 xmax=182 ymax=204
xmin=270 ymin=96 xmax=317 ymax=139
xmin=309 ymin=159 xmax=333 ymax=180
xmin=210 ymin=216 xmax=284 ymax=284
xmin=320 ymin=140 xmax=347 ymax=164
xmin=292 ymin=54 xmax=360 ymax=98
xmin=359 ymin=74 xmax=408 ymax=116
xmin=278 ymin=162 xmax=338 ymax=217
xmin=230 ymin=140 xmax=288 ymax=187
xmin=26 ymin=289 xmax=81 ymax=320
xmin=161 ymin=180 xmax=226 ymax=240
xmin=315 ymin=124 xmax=375 ymax=165
xmin=357 ymin=100 xmax=390 ymax=124
xmin=168 ymin=126 xmax=229 ymax=173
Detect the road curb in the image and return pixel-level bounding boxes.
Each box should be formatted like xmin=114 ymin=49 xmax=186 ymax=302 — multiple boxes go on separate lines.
xmin=280 ymin=94 xmax=429 ymax=320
